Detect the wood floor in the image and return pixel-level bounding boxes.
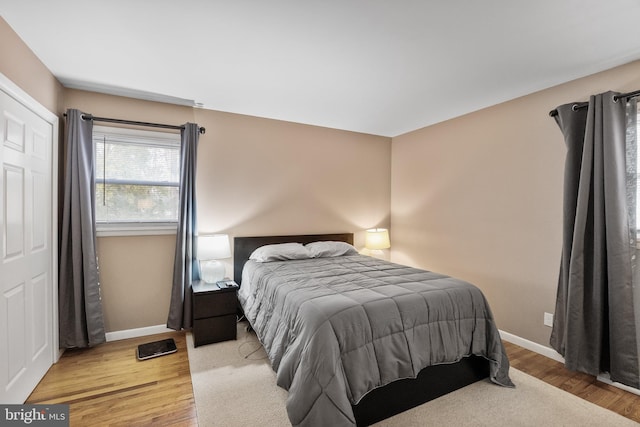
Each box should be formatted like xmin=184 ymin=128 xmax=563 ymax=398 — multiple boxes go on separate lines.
xmin=26 ymin=331 xmax=197 ymax=426
xmin=27 ymin=334 xmax=640 ymax=425
xmin=503 ymin=341 xmax=640 ymax=424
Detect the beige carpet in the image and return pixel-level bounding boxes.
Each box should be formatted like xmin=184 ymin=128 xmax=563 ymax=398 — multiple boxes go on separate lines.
xmin=187 ymin=323 xmax=638 ymax=426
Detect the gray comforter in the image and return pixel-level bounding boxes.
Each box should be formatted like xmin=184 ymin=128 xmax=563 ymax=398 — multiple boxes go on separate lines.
xmin=238 ymin=255 xmax=513 ymax=426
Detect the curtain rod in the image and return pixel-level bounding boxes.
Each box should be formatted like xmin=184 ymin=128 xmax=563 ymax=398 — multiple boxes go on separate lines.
xmin=82 ymin=114 xmax=206 ymax=134
xmin=548 ymin=89 xmax=640 ymax=117
xmin=63 ymin=113 xmax=206 ymax=134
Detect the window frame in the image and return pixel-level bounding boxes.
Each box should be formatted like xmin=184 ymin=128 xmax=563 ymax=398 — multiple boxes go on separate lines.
xmin=92 ymin=125 xmax=181 ymax=237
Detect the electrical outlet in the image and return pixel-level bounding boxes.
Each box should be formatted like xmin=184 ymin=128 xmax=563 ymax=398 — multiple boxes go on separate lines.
xmin=544 ymin=312 xmax=554 ymax=327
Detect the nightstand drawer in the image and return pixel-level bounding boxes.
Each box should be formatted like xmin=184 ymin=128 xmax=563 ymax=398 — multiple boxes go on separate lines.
xmin=193 ymin=290 xmax=237 ymax=319
xmin=193 ymin=314 xmax=237 ymax=347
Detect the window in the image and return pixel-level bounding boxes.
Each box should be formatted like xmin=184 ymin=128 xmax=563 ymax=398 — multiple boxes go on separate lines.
xmin=93 ymin=126 xmax=180 ymax=236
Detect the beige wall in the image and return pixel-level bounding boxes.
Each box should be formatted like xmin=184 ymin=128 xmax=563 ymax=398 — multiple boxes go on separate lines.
xmin=193 ymin=108 xmax=391 ymax=247
xmin=391 ymin=60 xmax=640 ymax=347
xmin=62 ymin=90 xmax=391 ymax=332
xmin=0 ymin=17 xmax=63 ymax=114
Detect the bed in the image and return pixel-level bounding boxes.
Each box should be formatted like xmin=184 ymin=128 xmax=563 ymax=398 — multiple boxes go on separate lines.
xmin=234 ymin=233 xmax=513 ymax=426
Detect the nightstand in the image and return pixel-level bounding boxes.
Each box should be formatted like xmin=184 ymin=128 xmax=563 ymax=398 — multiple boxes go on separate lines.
xmin=192 ymin=280 xmax=238 ymax=347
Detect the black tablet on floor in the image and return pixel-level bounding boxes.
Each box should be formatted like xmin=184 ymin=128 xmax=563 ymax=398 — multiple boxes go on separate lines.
xmin=137 ymin=338 xmax=177 ymax=360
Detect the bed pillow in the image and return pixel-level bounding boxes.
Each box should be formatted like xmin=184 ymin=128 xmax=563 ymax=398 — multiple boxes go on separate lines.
xmin=306 ymin=241 xmax=359 ymax=258
xmin=249 ymin=243 xmax=312 ymax=262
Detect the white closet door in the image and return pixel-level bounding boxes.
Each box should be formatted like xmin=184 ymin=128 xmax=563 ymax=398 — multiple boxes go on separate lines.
xmin=0 ymin=77 xmax=57 ymax=403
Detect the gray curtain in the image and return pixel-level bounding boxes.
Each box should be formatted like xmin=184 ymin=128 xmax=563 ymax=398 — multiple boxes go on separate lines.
xmin=550 ymin=91 xmax=640 ymax=388
xmin=167 ymin=123 xmax=200 ymax=330
xmin=59 ymin=109 xmax=106 ymax=348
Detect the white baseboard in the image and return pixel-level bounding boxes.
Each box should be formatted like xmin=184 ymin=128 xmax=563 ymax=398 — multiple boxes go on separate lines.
xmin=499 ymin=329 xmax=640 ymax=396
xmin=499 ymin=329 xmax=564 ymax=363
xmin=105 ymin=324 xmax=175 ymax=342
xmin=597 ymin=373 xmax=640 ymax=396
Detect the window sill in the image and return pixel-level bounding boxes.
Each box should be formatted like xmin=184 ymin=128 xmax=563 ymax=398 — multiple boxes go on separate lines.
xmin=97 ymin=224 xmax=177 ymax=237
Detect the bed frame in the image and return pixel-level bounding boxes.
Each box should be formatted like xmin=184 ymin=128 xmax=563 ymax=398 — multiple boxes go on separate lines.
xmin=233 ymin=233 xmax=489 ymax=426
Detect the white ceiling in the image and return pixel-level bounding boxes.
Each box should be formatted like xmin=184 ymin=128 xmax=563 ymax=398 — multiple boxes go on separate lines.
xmin=3 ymin=1 xmax=640 ymax=137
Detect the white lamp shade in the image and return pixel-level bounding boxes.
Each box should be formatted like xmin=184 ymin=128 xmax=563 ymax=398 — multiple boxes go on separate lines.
xmin=197 ymin=234 xmax=231 ymax=260
xmin=365 ymin=228 xmax=390 ymax=250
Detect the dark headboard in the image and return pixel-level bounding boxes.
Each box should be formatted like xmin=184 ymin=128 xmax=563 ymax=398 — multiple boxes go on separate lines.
xmin=233 ymin=233 xmax=354 ymax=285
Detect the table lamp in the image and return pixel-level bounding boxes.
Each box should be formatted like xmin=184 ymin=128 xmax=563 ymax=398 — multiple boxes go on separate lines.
xmin=365 ymin=228 xmax=391 ymax=251
xmin=198 ymin=234 xmax=231 ymax=283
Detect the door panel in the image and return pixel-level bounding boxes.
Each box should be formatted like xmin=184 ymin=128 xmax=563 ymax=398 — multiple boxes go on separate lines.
xmin=31 ymin=171 xmax=47 ymax=251
xmin=5 ymin=282 xmax=26 ymax=384
xmin=4 ymin=164 xmax=24 ymax=259
xmin=0 ymin=87 xmax=54 ymax=403
xmin=32 ymin=273 xmax=48 ymax=358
